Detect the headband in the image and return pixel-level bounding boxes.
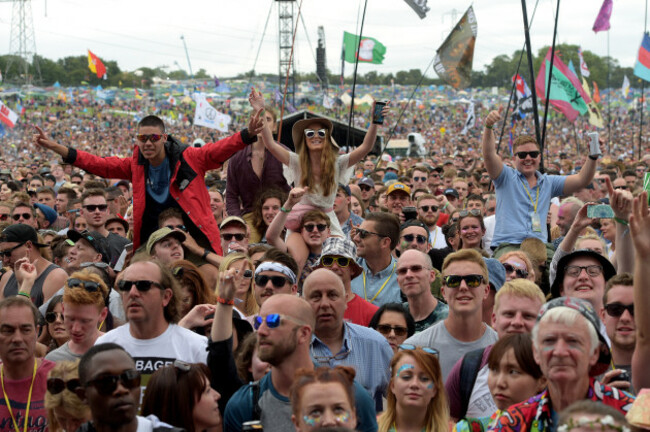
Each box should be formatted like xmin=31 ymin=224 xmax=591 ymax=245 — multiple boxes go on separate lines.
xmin=254 ymin=262 xmax=297 ymax=285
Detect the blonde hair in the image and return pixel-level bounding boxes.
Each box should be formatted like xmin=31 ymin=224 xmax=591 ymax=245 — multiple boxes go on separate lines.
xmin=218 ymin=253 xmax=259 ymax=316
xmin=378 ymin=349 xmax=449 ymax=432
xmin=494 ymin=279 xmax=545 ymax=312
xmin=298 ymin=122 xmax=337 ymax=197
xmin=499 ymin=251 xmax=536 ymax=281
xmin=575 ymin=234 xmax=608 ymax=256
xmin=442 ymin=249 xmax=488 ymax=280
xmin=45 ymin=360 xmax=90 ymax=432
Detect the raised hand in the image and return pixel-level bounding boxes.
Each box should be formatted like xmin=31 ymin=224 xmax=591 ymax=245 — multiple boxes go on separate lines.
xmin=32 ymin=125 xmax=68 ymax=157
xmin=178 ymin=304 xmax=216 ymax=329
xmin=248 ymin=108 xmax=265 ymax=136
xmin=605 ymin=177 xmax=633 ymax=221
xmin=248 ymin=88 xmax=265 ymax=112
xmin=286 ymin=187 xmax=309 ymax=209
xmin=218 ymin=267 xmax=238 ymax=302
xmin=484 ymin=106 xmax=504 ymax=128
xmin=569 ymin=204 xmax=595 ymax=234
xmin=630 ymin=191 xmax=650 ymax=258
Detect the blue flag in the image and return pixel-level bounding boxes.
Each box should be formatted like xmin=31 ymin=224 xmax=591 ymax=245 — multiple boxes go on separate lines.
xmin=634 ymin=32 xmax=650 ymax=82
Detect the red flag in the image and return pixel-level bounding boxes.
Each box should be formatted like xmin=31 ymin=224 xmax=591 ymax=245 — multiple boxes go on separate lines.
xmin=592 ymin=81 xmax=601 ymax=103
xmin=88 ymin=50 xmax=107 ymax=79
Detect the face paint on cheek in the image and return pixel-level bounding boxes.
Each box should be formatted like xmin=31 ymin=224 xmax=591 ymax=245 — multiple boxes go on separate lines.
xmin=426 ymin=382 xmax=434 ymax=389
xmin=400 ymin=240 xmax=410 ymax=249
xmin=303 ymin=416 xmax=319 ymax=426
xmin=335 ymin=411 xmax=350 ymax=423
xmin=396 ymin=363 xmax=415 ymax=378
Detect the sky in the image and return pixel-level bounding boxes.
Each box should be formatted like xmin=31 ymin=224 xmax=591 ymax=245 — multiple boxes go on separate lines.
xmin=0 ymin=0 xmax=646 ymax=82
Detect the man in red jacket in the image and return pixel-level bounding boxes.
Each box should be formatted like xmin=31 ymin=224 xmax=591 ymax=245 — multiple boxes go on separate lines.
xmin=33 ymin=115 xmax=263 ymax=256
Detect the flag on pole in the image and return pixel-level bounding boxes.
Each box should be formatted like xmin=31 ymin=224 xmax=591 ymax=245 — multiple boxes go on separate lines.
xmin=592 ymin=81 xmax=601 ymax=103
xmin=87 ymin=50 xmax=107 ymax=80
xmin=568 ymin=60 xmax=579 ymax=79
xmin=593 ymin=0 xmax=613 ymax=33
xmin=0 ymin=100 xmax=19 ymax=128
xmin=622 ymin=75 xmax=630 ymax=98
xmin=512 ymin=74 xmax=534 ymax=119
xmin=342 ymin=32 xmax=386 ymax=64
xmin=433 ymin=6 xmax=478 ymax=89
xmin=634 ymin=33 xmax=650 ymax=82
xmin=578 ymin=47 xmax=591 ymax=77
xmin=194 ymin=94 xmax=231 ymax=132
xmin=581 ymin=78 xmax=604 ymax=128
xmin=0 ymin=68 xmax=3 ymax=83
xmin=535 ymin=48 xmax=591 ymax=122
xmin=461 ymin=101 xmax=475 ymax=135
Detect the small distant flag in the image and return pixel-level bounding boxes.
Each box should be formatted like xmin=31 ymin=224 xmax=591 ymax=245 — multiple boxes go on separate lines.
xmin=512 ymin=74 xmax=533 ymax=119
xmin=167 ymin=96 xmax=177 ymax=106
xmin=135 ymin=89 xmax=142 ymax=100
xmin=593 ymin=0 xmax=613 ymax=33
xmin=88 ymin=50 xmax=107 ymax=80
xmin=622 ymin=75 xmax=630 ymax=98
xmin=461 ymin=101 xmax=475 ymax=135
xmin=593 ymin=81 xmax=601 ymax=103
xmin=578 ymin=47 xmax=590 ymax=77
xmin=0 ymin=100 xmax=19 ymax=128
xmin=634 ymin=32 xmax=650 ymax=83
xmin=342 ymin=31 xmax=386 ymax=64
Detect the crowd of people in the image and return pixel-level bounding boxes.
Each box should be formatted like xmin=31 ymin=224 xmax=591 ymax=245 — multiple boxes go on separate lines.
xmin=0 ymin=86 xmax=649 ymax=432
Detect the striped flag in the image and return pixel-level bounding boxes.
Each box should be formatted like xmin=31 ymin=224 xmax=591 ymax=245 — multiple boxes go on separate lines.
xmin=634 ymin=32 xmax=650 ymax=82
xmin=0 ymin=100 xmax=19 ymax=128
xmin=578 ymin=47 xmax=590 ymax=77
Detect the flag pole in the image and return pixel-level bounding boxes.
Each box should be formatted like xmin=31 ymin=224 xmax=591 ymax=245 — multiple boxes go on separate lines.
xmin=345 ymin=0 xmax=369 ymax=149
xmin=540 ymin=0 xmax=561 ymax=170
xmin=521 ymin=0 xmax=543 ymax=164
xmin=497 ymin=50 xmax=526 ymax=154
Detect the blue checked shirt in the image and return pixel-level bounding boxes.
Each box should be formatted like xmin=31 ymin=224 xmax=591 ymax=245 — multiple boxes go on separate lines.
xmin=341 ymin=212 xmax=365 ymax=239
xmin=351 ymin=256 xmax=401 ymax=306
xmin=311 ymin=322 xmax=393 ymax=412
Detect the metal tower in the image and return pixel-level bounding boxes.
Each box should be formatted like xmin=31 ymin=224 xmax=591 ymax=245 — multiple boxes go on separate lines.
xmin=2 ymin=0 xmax=41 ymax=85
xmin=316 ymin=26 xmax=328 ymax=89
xmin=276 ymin=0 xmax=296 ymax=106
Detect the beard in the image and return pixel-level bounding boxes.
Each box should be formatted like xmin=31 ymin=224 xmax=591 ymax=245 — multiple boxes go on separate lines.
xmin=257 ymin=327 xmax=298 ymax=366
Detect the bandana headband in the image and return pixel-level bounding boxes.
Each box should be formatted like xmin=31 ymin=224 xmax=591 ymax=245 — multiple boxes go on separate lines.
xmin=254 ymin=262 xmax=297 ymax=285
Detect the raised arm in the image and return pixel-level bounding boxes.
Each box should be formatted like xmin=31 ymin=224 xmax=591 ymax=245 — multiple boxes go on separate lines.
xmin=32 ymin=125 xmax=70 ymax=159
xmin=562 ymin=136 xmax=602 ymax=195
xmin=605 ymin=177 xmax=634 ymax=274
xmin=210 ymin=268 xmax=237 ymax=342
xmin=630 ymin=191 xmax=650 ymax=391
xmin=265 ymin=187 xmax=307 ymax=251
xmin=482 ymin=108 xmax=505 ymax=179
xmin=348 ymin=101 xmax=390 ymax=166
xmin=249 ymin=89 xmax=290 ymax=165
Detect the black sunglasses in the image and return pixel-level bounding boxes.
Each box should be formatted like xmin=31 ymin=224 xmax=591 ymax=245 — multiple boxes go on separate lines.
xmin=47 ymin=378 xmax=81 ymax=395
xmin=254 ymin=274 xmax=290 ymax=288
xmin=443 ymin=274 xmax=484 ymax=288
xmin=67 ymin=278 xmax=101 ymax=292
xmin=45 ymin=312 xmax=64 ymax=324
xmin=0 ymin=242 xmax=24 ymax=257
xmin=117 ymin=280 xmax=163 ymax=292
xmin=83 ymin=204 xmax=108 ymax=212
xmin=221 ymin=233 xmax=246 ymax=241
xmin=515 ymin=151 xmax=540 ymax=159
xmin=321 ymin=256 xmax=351 ymax=267
xmin=165 ymin=224 xmax=187 ymax=232
xmin=136 ymin=134 xmax=163 ymax=143
xmin=604 ymin=303 xmax=634 ymax=318
xmin=376 ymin=324 xmax=408 ymax=337
xmin=359 ymin=185 xmax=373 ymax=191
xmin=502 ymin=263 xmax=528 ymax=279
xmin=401 ymin=234 xmax=427 ymax=245
xmin=12 ymin=213 xmax=32 ymax=221
xmin=303 ymin=223 xmax=327 ymax=233
xmin=352 ymin=228 xmax=387 ymax=239
xmin=85 ymin=370 xmax=141 ymax=396
xmin=419 ymin=205 xmax=438 ymax=213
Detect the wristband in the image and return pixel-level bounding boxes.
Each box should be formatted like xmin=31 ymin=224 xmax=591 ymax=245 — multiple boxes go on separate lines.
xmin=17 ymin=292 xmax=30 ymax=299
xmin=588 ymin=154 xmax=599 ymax=161
xmin=281 ymin=206 xmax=291 ymax=213
xmin=613 ymin=217 xmax=629 ymax=226
xmin=216 ymin=296 xmax=235 ymax=306
xmin=442 ymin=202 xmax=449 ymax=211
xmin=485 ymin=125 xmax=493 ymax=130
xmin=202 ymin=249 xmax=210 ymax=260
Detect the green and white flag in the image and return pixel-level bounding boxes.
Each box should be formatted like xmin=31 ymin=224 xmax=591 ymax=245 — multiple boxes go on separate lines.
xmin=342 ymin=31 xmax=386 ymax=64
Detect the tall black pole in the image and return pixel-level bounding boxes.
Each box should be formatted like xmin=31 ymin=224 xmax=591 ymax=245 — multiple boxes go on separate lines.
xmin=540 ymin=0 xmax=561 ymax=154
xmin=497 ymin=54 xmax=523 ymax=154
xmin=521 ymin=0 xmax=543 ymax=157
xmin=345 ymin=0 xmax=369 ymax=149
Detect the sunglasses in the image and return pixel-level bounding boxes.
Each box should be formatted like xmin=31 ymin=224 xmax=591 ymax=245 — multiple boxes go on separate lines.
xmin=459 ymin=209 xmax=482 ymax=217
xmin=221 ymin=233 xmax=246 ymax=241
xmin=80 ymin=262 xmax=110 ymax=270
xmin=401 ymin=234 xmax=427 ymax=245
xmin=136 ymin=134 xmax=163 ymax=143
xmin=564 ymin=265 xmax=603 ymax=278
xmin=12 ymin=213 xmax=32 ymax=221
xmin=376 ymin=324 xmax=408 ymax=337
xmin=614 ymin=186 xmax=629 ymax=190
xmin=255 ymin=274 xmax=290 ymax=288
xmin=254 ymin=313 xmax=302 ymax=330
xmin=419 ymin=205 xmax=438 ymax=213
xmin=443 ymin=274 xmax=484 ymax=288
xmin=398 ymin=343 xmax=439 ymax=357
xmin=0 ymin=214 xmax=9 ymax=221
xmin=352 ymin=228 xmax=387 ymax=239
xmin=359 ymin=185 xmax=373 ymax=191
xmin=515 ymin=151 xmax=540 ymax=159
xmin=321 ymin=256 xmax=351 ymax=268
xmin=604 ymin=303 xmax=634 ymax=318
xmin=85 ymin=370 xmax=141 ymax=396
xmin=0 ymin=242 xmax=25 ymax=257
xmin=165 ymin=224 xmax=187 ymax=232
xmin=117 ymin=280 xmax=163 ymax=292
xmin=67 ymin=278 xmax=101 ymax=292
xmin=413 ymin=176 xmax=427 ymax=182
xmin=502 ymin=263 xmax=529 ymax=279
xmin=45 ymin=312 xmax=64 ymax=324
xmin=397 ymin=264 xmax=425 ymax=276
xmin=304 ymin=129 xmax=327 ymax=138
xmin=303 ymin=223 xmax=327 ymax=233
xmin=47 ymin=378 xmax=81 ymax=395
xmin=83 ymin=204 xmax=108 ymax=212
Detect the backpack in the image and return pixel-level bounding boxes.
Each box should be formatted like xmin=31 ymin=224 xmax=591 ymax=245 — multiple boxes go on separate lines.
xmin=458 ymin=347 xmax=486 ymax=419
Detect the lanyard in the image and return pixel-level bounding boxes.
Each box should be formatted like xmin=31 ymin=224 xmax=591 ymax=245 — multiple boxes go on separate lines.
xmin=519 ymin=178 xmax=540 ymax=212
xmin=1 ymin=360 xmax=38 ymax=432
xmin=362 ymin=262 xmax=396 ymax=303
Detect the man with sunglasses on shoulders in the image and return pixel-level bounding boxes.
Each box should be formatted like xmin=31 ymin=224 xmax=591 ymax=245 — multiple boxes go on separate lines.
xmin=404 ymin=249 xmax=498 ymax=380
xmin=33 ymin=114 xmax=263 ymax=257
xmin=95 ymin=259 xmax=208 ymax=387
xmin=482 ymin=108 xmax=598 ymax=256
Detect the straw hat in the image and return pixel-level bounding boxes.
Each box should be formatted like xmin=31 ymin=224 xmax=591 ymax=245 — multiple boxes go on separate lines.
xmin=291 ymin=118 xmax=338 ymax=153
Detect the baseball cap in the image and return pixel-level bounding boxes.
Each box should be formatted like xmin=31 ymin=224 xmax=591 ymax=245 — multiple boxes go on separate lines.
xmin=67 ymin=230 xmax=110 ymax=264
xmin=0 ymin=224 xmax=46 ymax=247
xmin=358 ymin=177 xmax=375 ymax=188
xmin=386 ymin=182 xmax=411 ymax=197
xmin=385 ymin=162 xmax=399 ymax=171
xmin=146 ymin=227 xmax=186 ymax=255
xmin=444 ymin=188 xmax=459 ymax=199
xmin=219 ymin=216 xmax=248 ymax=230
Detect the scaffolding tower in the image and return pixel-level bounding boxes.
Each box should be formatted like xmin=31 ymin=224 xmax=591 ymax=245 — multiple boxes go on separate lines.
xmin=316 ymin=26 xmax=328 ymax=90
xmin=276 ymin=0 xmax=296 ymax=106
xmin=2 ymin=0 xmax=41 ymax=85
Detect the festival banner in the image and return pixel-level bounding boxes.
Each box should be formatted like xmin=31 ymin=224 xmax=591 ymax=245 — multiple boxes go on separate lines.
xmin=581 ymin=78 xmax=604 ymax=128
xmin=0 ymin=100 xmax=19 ymax=128
xmin=88 ymin=50 xmax=107 ymax=80
xmin=194 ymin=95 xmax=231 ymax=132
xmin=634 ymin=33 xmax=650 ymax=82
xmin=593 ymin=81 xmax=601 ymax=103
xmin=512 ymin=74 xmax=533 ymax=120
xmin=535 ymin=48 xmax=591 ymax=122
xmin=342 ymin=32 xmax=386 ymax=64
xmin=593 ymin=0 xmax=613 ymax=33
xmin=433 ymin=6 xmax=477 ymax=89
xmin=578 ymin=47 xmax=591 ymax=77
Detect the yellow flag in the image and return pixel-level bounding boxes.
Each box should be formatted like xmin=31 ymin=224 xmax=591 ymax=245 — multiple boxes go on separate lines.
xmin=581 ymin=78 xmax=604 ymax=128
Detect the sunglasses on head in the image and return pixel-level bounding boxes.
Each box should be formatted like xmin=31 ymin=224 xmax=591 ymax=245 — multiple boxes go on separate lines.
xmin=515 ymin=151 xmax=540 ymax=159
xmin=136 ymin=134 xmax=163 ymax=143
xmin=255 ymin=274 xmax=290 ymax=288
xmin=254 ymin=313 xmax=302 ymax=330
xmin=401 ymin=234 xmax=427 ymax=245
xmin=419 ymin=205 xmax=438 ymax=213
xmin=604 ymin=303 xmax=634 ymax=317
xmin=45 ymin=312 xmax=64 ymax=324
xmin=321 ymin=256 xmax=351 ymax=268
xmin=12 ymin=213 xmax=32 ymax=221
xmin=397 ymin=264 xmax=425 ymax=276
xmin=221 ymin=233 xmax=246 ymax=241
xmin=165 ymin=224 xmax=187 ymax=232
xmin=303 ymin=223 xmax=327 ymax=233
xmin=304 ymin=129 xmax=327 ymax=138
xmin=0 ymin=242 xmax=25 ymax=257
xmin=47 ymin=378 xmax=81 ymax=395
xmin=67 ymin=278 xmax=101 ymax=292
xmin=85 ymin=370 xmax=141 ymax=396
xmin=117 ymin=280 xmax=163 ymax=292
xmin=376 ymin=324 xmax=408 ymax=337
xmin=398 ymin=343 xmax=439 ymax=357
xmin=502 ymin=263 xmax=529 ymax=279
xmin=352 ymin=228 xmax=386 ymax=239
xmin=83 ymin=204 xmax=108 ymax=212
xmin=459 ymin=209 xmax=482 ymax=218
xmin=80 ymin=262 xmax=110 ymax=270
xmin=443 ymin=274 xmax=484 ymax=288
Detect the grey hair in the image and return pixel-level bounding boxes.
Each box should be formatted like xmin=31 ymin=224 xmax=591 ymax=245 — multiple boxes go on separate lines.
xmin=532 ymin=307 xmax=599 ymax=355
